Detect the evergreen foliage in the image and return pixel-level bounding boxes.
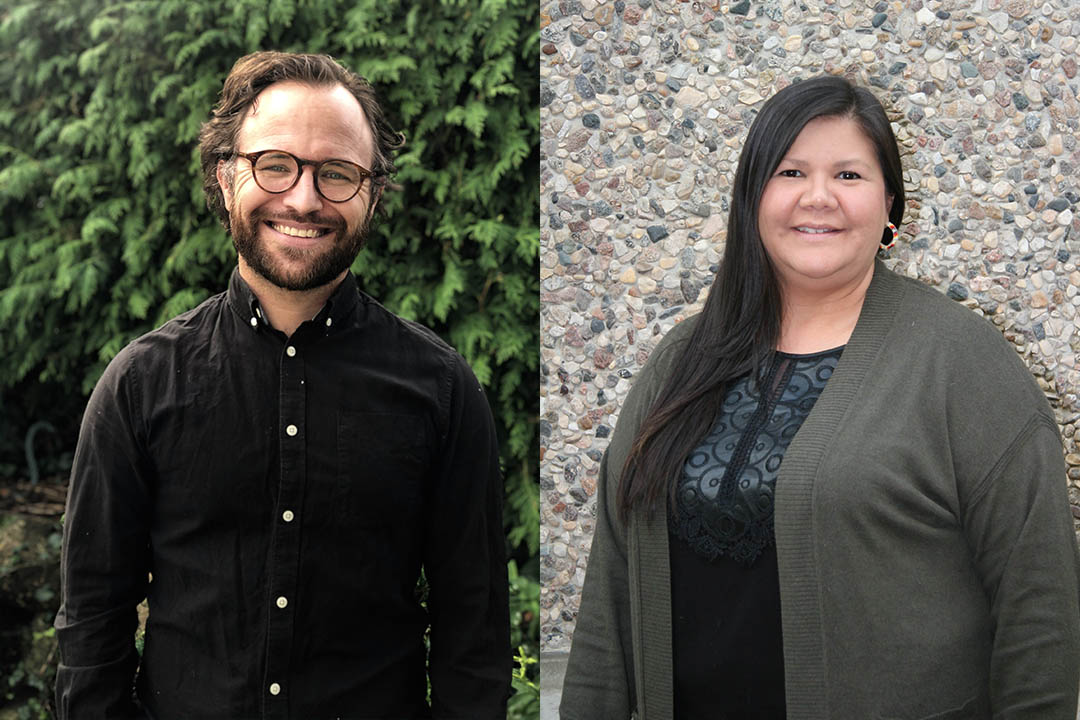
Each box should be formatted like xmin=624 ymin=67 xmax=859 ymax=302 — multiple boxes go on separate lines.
xmin=0 ymin=0 xmax=539 ymax=716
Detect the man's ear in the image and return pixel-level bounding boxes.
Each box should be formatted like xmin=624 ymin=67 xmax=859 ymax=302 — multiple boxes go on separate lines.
xmin=217 ymin=159 xmax=233 ymax=211
xmin=366 ymin=182 xmax=383 ymax=223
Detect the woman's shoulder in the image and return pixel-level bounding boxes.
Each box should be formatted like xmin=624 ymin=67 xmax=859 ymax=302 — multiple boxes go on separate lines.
xmin=649 ymin=312 xmax=700 ymax=359
xmin=886 ymin=268 xmax=1020 ymax=357
xmin=883 ymin=267 xmax=1050 ymax=408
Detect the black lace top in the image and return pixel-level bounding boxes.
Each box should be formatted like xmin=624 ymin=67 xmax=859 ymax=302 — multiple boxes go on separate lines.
xmin=668 ymin=347 xmax=842 ymax=719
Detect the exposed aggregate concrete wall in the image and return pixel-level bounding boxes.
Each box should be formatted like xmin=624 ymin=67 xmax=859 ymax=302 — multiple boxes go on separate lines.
xmin=539 ymin=0 xmax=1080 ymax=650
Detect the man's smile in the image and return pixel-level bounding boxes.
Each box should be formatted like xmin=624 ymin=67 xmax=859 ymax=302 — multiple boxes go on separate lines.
xmin=265 ymin=221 xmax=332 ymax=239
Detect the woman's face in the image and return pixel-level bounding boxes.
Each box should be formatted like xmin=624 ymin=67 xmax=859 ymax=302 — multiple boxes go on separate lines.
xmin=757 ymin=115 xmax=893 ymax=293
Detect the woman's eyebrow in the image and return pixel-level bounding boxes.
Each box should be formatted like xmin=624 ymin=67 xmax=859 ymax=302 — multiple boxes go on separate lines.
xmin=780 ymin=157 xmax=873 ymax=168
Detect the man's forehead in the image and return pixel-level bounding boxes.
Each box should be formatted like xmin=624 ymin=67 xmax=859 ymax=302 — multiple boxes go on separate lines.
xmin=238 ymin=81 xmax=374 ymax=162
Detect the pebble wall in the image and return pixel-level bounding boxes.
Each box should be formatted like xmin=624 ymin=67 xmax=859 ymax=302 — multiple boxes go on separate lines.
xmin=539 ymin=0 xmax=1080 ymax=650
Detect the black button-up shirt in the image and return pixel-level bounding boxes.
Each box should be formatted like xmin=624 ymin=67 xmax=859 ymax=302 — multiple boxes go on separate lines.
xmin=55 ymin=270 xmax=510 ymax=719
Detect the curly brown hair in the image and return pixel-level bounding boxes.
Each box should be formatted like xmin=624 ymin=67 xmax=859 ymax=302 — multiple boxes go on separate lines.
xmin=198 ymin=51 xmax=405 ymax=231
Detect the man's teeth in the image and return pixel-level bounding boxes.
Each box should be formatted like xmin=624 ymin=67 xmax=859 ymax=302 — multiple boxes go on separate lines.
xmin=271 ymin=223 xmax=324 ymax=238
xmin=796 ymin=227 xmax=835 ymax=234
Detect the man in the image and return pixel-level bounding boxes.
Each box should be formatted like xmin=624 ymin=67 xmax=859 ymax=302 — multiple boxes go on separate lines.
xmin=55 ymin=51 xmax=510 ymax=719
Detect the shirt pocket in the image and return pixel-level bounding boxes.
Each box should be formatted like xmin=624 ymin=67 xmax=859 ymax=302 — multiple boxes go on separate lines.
xmin=335 ymin=411 xmax=429 ymax=528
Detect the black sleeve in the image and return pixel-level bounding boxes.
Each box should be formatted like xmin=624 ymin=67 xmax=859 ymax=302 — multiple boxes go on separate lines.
xmin=54 ymin=349 xmax=152 ymax=720
xmin=423 ymin=354 xmax=511 ymax=718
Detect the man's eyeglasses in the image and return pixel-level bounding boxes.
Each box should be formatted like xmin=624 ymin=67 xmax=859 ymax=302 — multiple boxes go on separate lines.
xmin=233 ymin=149 xmax=378 ymax=203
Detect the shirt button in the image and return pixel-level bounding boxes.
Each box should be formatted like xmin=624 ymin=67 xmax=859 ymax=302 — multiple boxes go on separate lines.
xmin=286 ymin=345 xmax=296 ymax=357
xmin=325 ymin=317 xmax=332 ymax=327
xmin=285 ymin=424 xmax=298 ymax=437
xmin=249 ymin=316 xmax=258 ymax=328
xmin=269 ymin=682 xmax=281 ymax=696
xmin=282 ymin=510 xmax=295 ymax=522
xmin=276 ymin=596 xmax=288 ymax=609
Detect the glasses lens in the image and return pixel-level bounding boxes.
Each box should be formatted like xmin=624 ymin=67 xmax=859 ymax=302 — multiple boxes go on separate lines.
xmin=253 ymin=152 xmax=299 ymax=192
xmin=317 ymin=161 xmax=363 ymax=202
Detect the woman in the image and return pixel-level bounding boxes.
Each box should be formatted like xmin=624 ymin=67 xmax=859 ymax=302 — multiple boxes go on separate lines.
xmin=559 ymin=75 xmax=1080 ymax=720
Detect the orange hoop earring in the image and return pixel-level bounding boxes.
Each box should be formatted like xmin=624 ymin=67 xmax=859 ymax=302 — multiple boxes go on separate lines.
xmin=881 ymin=222 xmax=898 ymax=250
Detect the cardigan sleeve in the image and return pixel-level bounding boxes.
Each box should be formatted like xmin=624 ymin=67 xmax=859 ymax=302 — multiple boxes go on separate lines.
xmin=559 ymin=317 xmax=696 ymax=720
xmin=558 ymin=447 xmax=637 ymax=720
xmin=960 ymin=410 xmax=1080 ymax=717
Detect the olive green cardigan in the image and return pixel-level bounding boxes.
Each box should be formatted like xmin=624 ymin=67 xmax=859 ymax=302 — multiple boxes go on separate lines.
xmin=561 ymin=262 xmax=1080 ymax=719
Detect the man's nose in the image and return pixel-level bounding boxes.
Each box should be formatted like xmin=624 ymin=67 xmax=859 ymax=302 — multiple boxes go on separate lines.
xmin=282 ymin=166 xmax=325 ymax=215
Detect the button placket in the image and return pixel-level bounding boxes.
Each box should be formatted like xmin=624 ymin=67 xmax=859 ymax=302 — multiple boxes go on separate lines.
xmin=264 ymin=335 xmax=307 ymax=718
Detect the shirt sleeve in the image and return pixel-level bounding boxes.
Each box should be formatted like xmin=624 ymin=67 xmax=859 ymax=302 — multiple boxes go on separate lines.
xmin=54 ymin=349 xmax=152 ymax=720
xmin=423 ymin=354 xmax=511 ymax=718
xmin=961 ymin=410 xmax=1080 ymax=717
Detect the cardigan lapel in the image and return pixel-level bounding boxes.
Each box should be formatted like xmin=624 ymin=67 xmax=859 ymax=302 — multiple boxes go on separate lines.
xmin=629 ymin=509 xmax=675 ymax=720
xmin=774 ymin=260 xmax=906 ymax=718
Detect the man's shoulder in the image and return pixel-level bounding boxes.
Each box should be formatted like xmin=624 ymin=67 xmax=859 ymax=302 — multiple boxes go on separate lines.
xmin=356 ymin=291 xmax=460 ymax=363
xmin=122 ymin=290 xmax=230 ymax=357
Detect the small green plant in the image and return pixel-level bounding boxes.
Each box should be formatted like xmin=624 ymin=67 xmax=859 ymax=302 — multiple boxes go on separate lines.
xmin=508 ymin=645 xmax=540 ymax=720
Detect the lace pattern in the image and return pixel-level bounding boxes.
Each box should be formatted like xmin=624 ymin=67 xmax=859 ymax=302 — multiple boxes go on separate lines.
xmin=671 ymin=348 xmax=842 ymax=566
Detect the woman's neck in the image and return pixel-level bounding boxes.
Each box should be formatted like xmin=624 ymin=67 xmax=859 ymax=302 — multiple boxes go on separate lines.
xmin=776 ymin=263 xmax=874 ymax=354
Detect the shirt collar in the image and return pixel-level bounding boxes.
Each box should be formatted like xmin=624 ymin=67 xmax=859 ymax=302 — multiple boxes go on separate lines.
xmin=226 ymin=267 xmax=362 ymax=333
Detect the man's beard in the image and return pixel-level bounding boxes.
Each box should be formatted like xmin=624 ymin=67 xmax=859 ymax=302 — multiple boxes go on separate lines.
xmin=230 ymin=206 xmax=369 ymax=292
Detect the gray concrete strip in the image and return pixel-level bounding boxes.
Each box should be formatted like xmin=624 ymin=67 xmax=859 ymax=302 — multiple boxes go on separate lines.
xmin=540 ymin=651 xmax=569 ymax=719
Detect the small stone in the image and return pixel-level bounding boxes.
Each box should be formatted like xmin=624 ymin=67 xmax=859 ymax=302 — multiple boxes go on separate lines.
xmin=637 ymin=276 xmax=657 ymax=293
xmin=1012 ymin=92 xmax=1029 ymax=110
xmin=987 ymin=13 xmax=1009 ymax=33
xmin=593 ymin=348 xmax=615 ymax=369
xmin=1020 ymin=83 xmax=1040 ymax=108
xmin=916 ymin=7 xmax=935 ymax=24
xmin=960 ymin=62 xmax=978 ymax=78
xmin=646 ymin=225 xmax=669 ymax=242
xmin=1031 ymin=291 xmax=1049 ymax=308
xmin=574 ymin=75 xmax=596 ymax=100
xmin=784 ymin=35 xmax=802 ymax=52
xmin=582 ymin=113 xmax=600 ymax=129
xmin=1005 ymin=0 xmax=1030 ymax=18
xmin=947 ymin=283 xmax=969 ymax=301
xmin=738 ymin=89 xmax=764 ymax=104
xmin=871 ymin=12 xmax=887 ymax=27
xmin=675 ymin=86 xmax=708 ymax=107
xmin=729 ymin=0 xmax=751 ymax=16
xmin=619 ymin=267 xmax=637 ymax=284
xmin=1048 ymin=198 xmax=1069 ymax=212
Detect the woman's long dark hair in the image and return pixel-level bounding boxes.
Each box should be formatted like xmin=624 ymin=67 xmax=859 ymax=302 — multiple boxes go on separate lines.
xmin=616 ymin=75 xmax=906 ymax=523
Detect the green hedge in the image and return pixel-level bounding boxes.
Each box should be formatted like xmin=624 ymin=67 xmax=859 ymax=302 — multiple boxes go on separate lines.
xmin=0 ymin=0 xmax=539 ymax=716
